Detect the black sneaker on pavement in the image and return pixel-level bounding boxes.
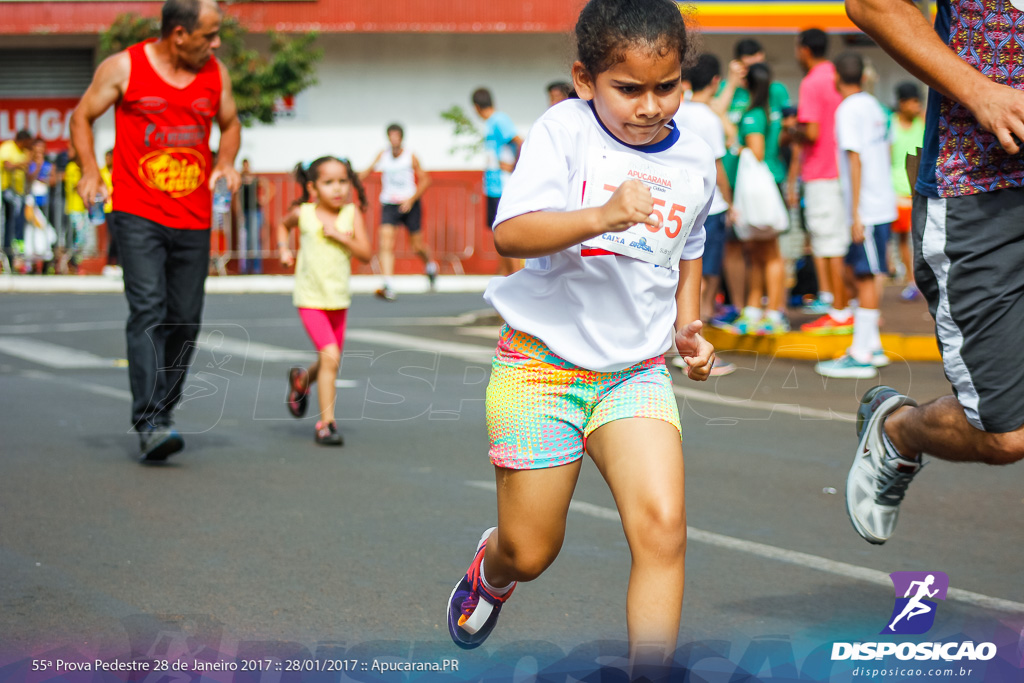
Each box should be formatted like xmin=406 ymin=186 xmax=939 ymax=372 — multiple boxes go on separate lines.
xmin=138 ymin=426 xmax=184 ymax=464
xmin=315 ymin=421 xmax=344 ymax=446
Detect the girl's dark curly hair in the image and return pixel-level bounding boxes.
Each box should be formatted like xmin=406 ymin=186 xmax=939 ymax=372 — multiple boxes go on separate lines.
xmin=575 ymin=0 xmax=690 ymax=76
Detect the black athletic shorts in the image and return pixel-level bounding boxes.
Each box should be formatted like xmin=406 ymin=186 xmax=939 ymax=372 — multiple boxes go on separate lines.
xmin=912 ymin=187 xmax=1024 ymax=433
xmin=486 ymin=195 xmax=501 ymax=229
xmin=380 ymin=201 xmax=422 ymax=233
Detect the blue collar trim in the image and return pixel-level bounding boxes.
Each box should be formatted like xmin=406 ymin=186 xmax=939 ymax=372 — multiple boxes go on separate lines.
xmin=587 ymin=100 xmax=680 ymax=153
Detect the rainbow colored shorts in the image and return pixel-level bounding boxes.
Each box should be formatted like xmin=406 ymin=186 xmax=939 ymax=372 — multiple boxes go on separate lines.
xmin=486 ymin=326 xmax=681 ymax=470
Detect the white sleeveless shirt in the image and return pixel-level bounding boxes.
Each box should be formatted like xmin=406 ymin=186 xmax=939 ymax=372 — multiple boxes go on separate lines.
xmin=377 ymin=147 xmax=417 ymax=205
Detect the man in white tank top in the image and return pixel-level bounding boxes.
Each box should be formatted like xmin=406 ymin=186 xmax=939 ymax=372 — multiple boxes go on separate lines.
xmin=360 ymin=123 xmax=437 ymax=300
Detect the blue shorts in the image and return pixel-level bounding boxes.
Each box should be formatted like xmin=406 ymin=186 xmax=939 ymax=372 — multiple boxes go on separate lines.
xmin=845 ymin=222 xmax=891 ymax=277
xmin=702 ymin=211 xmax=727 ymax=278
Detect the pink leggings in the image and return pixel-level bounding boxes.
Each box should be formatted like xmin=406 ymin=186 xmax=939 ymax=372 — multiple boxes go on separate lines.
xmin=298 ymin=308 xmax=348 ymax=351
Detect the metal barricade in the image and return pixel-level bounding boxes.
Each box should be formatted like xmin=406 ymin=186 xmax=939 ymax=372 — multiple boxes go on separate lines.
xmin=239 ymin=170 xmax=490 ymax=276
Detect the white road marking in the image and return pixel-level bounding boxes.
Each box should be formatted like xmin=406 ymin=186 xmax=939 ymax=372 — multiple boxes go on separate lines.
xmin=673 ymin=386 xmax=857 ymax=422
xmin=21 ymin=369 xmax=131 ymax=402
xmin=0 ymin=320 xmax=124 ymax=334
xmin=0 ymin=336 xmax=119 ymax=369
xmin=465 ymin=480 xmax=1024 ymax=615
xmin=344 ymin=329 xmax=495 ymax=363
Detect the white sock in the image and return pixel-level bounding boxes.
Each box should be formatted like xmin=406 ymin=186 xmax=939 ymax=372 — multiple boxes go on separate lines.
xmin=850 ymin=308 xmax=880 ymax=363
xmin=426 ymin=261 xmax=438 ymax=275
xmin=480 ymin=558 xmax=514 ymax=596
xmin=819 ymin=291 xmax=834 ymax=305
xmin=742 ymin=306 xmax=763 ymax=321
xmin=382 ymin=279 xmax=392 ymax=289
xmin=766 ymin=309 xmax=785 ymax=323
xmin=829 ymin=307 xmax=851 ymax=321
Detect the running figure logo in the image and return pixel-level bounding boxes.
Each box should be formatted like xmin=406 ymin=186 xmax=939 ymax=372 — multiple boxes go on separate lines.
xmin=883 ymin=571 xmax=949 ymax=635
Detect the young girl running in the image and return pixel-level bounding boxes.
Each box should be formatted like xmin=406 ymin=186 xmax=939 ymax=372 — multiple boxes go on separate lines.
xmin=277 ymin=157 xmax=372 ymax=446
xmin=446 ymin=0 xmax=717 ymax=667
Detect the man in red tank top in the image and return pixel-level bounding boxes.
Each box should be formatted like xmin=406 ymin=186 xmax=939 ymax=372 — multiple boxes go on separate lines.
xmin=71 ymin=0 xmax=241 ymax=464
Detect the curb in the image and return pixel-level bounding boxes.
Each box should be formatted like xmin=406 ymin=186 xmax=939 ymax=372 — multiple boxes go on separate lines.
xmin=0 ymin=273 xmax=497 ymax=295
xmin=705 ymin=327 xmax=941 ymax=363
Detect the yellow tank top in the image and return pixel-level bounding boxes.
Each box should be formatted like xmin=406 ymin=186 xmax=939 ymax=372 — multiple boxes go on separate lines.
xmin=293 ymin=202 xmax=354 ymax=310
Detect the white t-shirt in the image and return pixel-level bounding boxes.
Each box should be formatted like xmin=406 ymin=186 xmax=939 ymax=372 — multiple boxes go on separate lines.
xmin=677 ymin=101 xmax=728 ymax=215
xmin=376 ymin=147 xmax=417 ymax=205
xmin=835 ymin=92 xmax=898 ymax=226
xmin=484 ymin=99 xmax=716 ymax=372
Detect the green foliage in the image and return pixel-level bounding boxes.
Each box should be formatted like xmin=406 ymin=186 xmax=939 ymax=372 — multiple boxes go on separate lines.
xmin=98 ymin=13 xmax=159 ymax=57
xmin=98 ymin=12 xmax=322 ymax=127
xmin=440 ymin=105 xmax=483 ymax=159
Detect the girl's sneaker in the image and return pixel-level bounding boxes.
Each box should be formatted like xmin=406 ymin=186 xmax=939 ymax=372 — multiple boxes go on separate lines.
xmin=801 ymin=297 xmax=832 ymax=315
xmin=724 ymin=311 xmax=761 ymax=335
xmin=447 ymin=527 xmax=516 ymax=649
xmin=286 ymin=367 xmax=310 ymax=418
xmin=814 ymin=353 xmax=877 ymax=379
xmin=755 ymin=316 xmax=790 ymax=336
xmin=709 ymin=305 xmax=739 ymax=330
xmin=800 ymin=313 xmax=854 ymax=335
xmin=871 ymin=349 xmax=891 ymax=368
xmin=314 ymin=421 xmax=343 ymax=446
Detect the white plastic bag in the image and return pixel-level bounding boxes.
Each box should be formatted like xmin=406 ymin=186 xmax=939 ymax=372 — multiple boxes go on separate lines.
xmin=733 ymin=148 xmax=789 ymax=240
xmin=23 ymin=196 xmax=56 ymax=262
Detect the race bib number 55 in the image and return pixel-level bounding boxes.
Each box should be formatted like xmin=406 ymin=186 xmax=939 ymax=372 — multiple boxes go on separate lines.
xmin=580 ymin=147 xmax=703 ymax=269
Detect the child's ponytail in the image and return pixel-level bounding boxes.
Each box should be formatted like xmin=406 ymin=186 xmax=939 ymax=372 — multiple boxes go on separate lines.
xmin=340 ymin=158 xmax=369 ymax=212
xmin=293 ymin=162 xmax=313 ymax=203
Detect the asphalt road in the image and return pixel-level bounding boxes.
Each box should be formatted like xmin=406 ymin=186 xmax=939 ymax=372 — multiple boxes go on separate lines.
xmin=1 ymin=292 xmax=1021 ymax=681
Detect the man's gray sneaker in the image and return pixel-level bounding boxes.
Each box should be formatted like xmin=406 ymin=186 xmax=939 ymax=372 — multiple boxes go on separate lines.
xmin=846 ymin=386 xmax=922 ymax=544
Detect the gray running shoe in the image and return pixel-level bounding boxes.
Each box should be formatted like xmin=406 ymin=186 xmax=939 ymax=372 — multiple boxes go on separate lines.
xmin=426 ymin=261 xmax=439 ymax=292
xmin=139 ymin=426 xmax=184 ymax=464
xmin=846 ymin=386 xmax=922 ymax=544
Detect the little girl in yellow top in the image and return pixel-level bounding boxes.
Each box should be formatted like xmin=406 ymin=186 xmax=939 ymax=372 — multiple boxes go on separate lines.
xmin=277 ymin=156 xmax=372 ymax=445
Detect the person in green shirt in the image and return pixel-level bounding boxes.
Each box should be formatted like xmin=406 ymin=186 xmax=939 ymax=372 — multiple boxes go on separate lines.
xmin=713 ymin=39 xmax=792 ymax=188
xmin=709 ymin=39 xmax=791 ymax=330
xmin=729 ymin=63 xmax=789 ymax=336
xmin=889 ymin=81 xmax=925 ymax=300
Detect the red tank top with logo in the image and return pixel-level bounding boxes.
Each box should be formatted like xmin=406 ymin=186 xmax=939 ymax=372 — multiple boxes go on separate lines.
xmin=113 ymin=40 xmax=221 ymax=229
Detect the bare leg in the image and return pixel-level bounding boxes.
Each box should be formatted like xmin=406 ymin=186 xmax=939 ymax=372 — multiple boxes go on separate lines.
xmin=409 ymin=231 xmax=433 ymax=266
xmin=763 ymin=238 xmax=785 ymax=312
xmin=826 ymin=255 xmax=848 ymax=310
xmin=700 ymin=274 xmax=720 ymax=322
xmin=885 ymin=398 xmax=1024 ymax=465
xmin=814 ymin=255 xmax=831 ymax=299
xmin=314 ymin=343 xmax=340 ymax=424
xmin=745 ymin=242 xmax=765 ymax=309
xmin=378 ymin=224 xmax=396 ymax=281
xmin=899 ymin=233 xmax=914 ymax=286
xmin=856 ymin=274 xmax=878 ymax=310
xmin=482 ymin=460 xmax=582 ymax=587
xmin=722 ymin=240 xmax=746 ymax=311
xmin=586 ymin=418 xmax=686 ymax=667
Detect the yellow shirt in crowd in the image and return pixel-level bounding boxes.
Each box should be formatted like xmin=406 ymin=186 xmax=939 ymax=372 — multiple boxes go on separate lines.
xmin=64 ymin=161 xmax=86 ymax=213
xmin=100 ymin=165 xmax=113 ymax=213
xmin=0 ymin=140 xmax=28 ymax=194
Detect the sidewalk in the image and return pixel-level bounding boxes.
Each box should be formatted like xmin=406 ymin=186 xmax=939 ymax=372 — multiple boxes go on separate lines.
xmin=706 ymin=283 xmax=941 ymax=362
